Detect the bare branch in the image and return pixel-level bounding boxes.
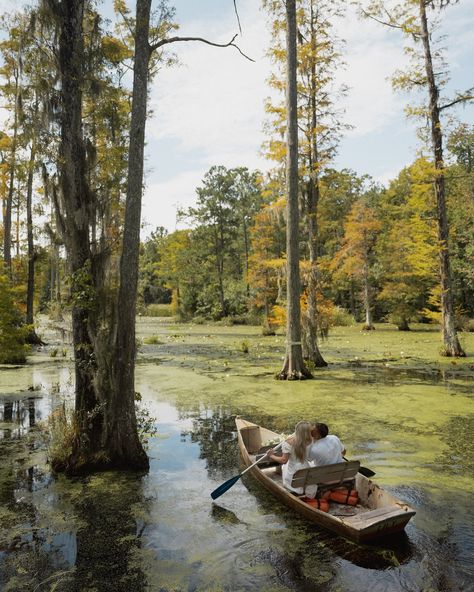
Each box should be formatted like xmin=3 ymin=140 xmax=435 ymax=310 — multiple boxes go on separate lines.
xmin=440 ymin=92 xmax=474 ymax=111
xmin=360 ymin=7 xmax=420 ymax=40
xmin=360 ymin=8 xmax=404 ymax=30
xmin=233 ymin=0 xmax=242 ymax=35
xmin=150 ymin=33 xmax=255 ymax=62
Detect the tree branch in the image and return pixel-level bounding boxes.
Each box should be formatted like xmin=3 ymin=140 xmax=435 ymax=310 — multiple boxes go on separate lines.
xmin=360 ymin=8 xmax=404 ymax=30
xmin=150 ymin=33 xmax=255 ymax=62
xmin=115 ymin=4 xmax=135 ymax=39
xmin=440 ymin=92 xmax=474 ymax=111
xmin=233 ymin=0 xmax=242 ymax=35
xmin=360 ymin=7 xmax=420 ymax=40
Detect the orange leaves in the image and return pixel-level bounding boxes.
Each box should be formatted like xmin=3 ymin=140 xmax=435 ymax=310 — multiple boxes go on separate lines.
xmin=330 ymin=200 xmax=381 ymax=281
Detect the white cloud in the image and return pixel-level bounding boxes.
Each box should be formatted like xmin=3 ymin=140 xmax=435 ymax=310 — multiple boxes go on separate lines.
xmin=142 ymin=169 xmax=205 ymax=235
xmin=148 ymin=0 xmax=272 ymax=171
xmin=1 ymin=0 xmax=472 ymax=236
xmin=334 ymin=6 xmax=410 ymax=137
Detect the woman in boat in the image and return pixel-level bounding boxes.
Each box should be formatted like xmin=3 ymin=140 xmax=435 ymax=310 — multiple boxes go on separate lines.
xmin=308 ymin=422 xmax=346 ymax=466
xmin=267 ymin=421 xmax=317 ymax=497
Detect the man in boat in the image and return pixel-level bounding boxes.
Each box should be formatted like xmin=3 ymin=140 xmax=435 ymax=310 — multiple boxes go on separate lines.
xmin=308 ymin=423 xmax=346 ymax=466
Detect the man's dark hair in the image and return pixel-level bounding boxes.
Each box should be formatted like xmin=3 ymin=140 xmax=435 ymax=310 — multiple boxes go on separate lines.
xmin=315 ymin=423 xmax=328 ymax=438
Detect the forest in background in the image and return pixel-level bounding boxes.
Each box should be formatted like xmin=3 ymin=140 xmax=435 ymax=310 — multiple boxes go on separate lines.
xmin=1 ymin=0 xmax=473 ymax=366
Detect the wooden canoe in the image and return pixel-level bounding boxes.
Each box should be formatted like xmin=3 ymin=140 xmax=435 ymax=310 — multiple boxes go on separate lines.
xmin=236 ymin=418 xmax=416 ymax=543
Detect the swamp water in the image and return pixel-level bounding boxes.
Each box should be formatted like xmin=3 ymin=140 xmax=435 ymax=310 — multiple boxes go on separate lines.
xmin=0 ymin=319 xmax=473 ymax=591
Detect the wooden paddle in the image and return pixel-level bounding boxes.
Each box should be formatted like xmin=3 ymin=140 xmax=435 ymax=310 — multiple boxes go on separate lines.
xmin=210 ymin=441 xmax=284 ymax=500
xmin=344 ymin=456 xmax=375 ymax=478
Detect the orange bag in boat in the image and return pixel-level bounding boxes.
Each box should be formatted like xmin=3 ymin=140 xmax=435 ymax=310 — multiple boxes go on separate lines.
xmin=302 ymin=497 xmax=329 ymax=512
xmin=328 ymin=489 xmax=358 ymax=506
xmin=321 ymin=488 xmax=358 ymax=501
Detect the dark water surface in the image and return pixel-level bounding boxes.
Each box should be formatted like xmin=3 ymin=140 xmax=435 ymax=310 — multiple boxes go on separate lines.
xmin=1 ymin=323 xmax=473 ymax=591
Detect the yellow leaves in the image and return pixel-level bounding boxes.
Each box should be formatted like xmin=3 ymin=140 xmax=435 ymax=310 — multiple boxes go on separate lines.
xmin=155 ymin=230 xmax=192 ymax=281
xmin=330 ymin=200 xmax=381 ymax=281
xmin=400 ymin=15 xmax=420 ymax=37
xmin=269 ymin=304 xmax=286 ymax=327
xmin=421 ymin=285 xmax=441 ymax=324
xmin=113 ymin=0 xmax=130 ymax=16
xmin=101 ymin=36 xmax=133 ymax=64
xmin=264 ymin=139 xmax=286 ymax=164
xmin=0 ymin=132 xmax=11 ymax=152
xmin=266 ymin=257 xmax=286 ymax=271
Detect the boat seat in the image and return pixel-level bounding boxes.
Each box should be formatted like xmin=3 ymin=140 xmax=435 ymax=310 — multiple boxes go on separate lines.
xmin=344 ymin=505 xmax=412 ymax=527
xmin=291 ymin=461 xmax=360 ymax=497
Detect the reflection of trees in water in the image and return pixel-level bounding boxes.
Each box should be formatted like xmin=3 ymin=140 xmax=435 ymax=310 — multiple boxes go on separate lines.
xmin=181 ymin=407 xmax=238 ymax=478
xmin=174 ymin=403 xmax=282 ymax=478
xmin=0 ymin=436 xmax=149 ymax=592
xmin=0 ymin=397 xmax=38 ymax=439
xmin=0 ymin=451 xmax=73 ymax=591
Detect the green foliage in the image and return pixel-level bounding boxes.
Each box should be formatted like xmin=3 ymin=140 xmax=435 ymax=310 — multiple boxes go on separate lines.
xmin=239 ymin=339 xmax=249 ymax=353
xmin=464 ymin=319 xmax=474 ymax=333
xmin=134 ymin=392 xmax=157 ymax=449
xmin=67 ymin=260 xmax=96 ymax=311
xmin=330 ymin=306 xmax=355 ymax=327
xmin=139 ymin=227 xmax=172 ymax=308
xmin=142 ymin=335 xmax=163 ymax=345
xmin=144 ymin=167 xmax=264 ymax=321
xmin=0 ymin=274 xmax=28 ymax=363
xmin=376 ymin=158 xmax=438 ymax=328
xmin=144 ymin=303 xmax=174 ymax=317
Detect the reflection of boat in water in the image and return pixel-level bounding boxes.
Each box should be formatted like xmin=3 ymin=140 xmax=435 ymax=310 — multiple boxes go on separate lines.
xmin=236 ymin=418 xmax=416 ymax=543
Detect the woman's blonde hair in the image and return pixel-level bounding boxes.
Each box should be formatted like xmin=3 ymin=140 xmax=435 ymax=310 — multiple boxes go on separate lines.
xmin=293 ymin=421 xmax=313 ymax=462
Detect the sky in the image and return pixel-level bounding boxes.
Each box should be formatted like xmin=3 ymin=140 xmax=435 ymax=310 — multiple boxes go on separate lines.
xmin=142 ymin=0 xmax=474 ymax=236
xmin=0 ymin=0 xmax=473 ymax=237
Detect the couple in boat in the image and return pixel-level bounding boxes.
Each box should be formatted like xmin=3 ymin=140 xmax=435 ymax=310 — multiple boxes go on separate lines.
xmin=266 ymin=421 xmax=346 ymax=498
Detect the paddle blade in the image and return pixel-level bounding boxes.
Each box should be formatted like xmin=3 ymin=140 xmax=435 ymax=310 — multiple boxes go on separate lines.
xmin=359 ymin=466 xmax=376 ymax=478
xmin=210 ymin=474 xmax=242 ymax=500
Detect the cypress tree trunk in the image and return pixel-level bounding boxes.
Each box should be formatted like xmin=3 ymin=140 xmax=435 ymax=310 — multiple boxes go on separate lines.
xmin=26 ymin=141 xmax=36 ymax=326
xmin=55 ymin=0 xmax=102 ymax=468
xmin=304 ymin=180 xmax=327 ymax=365
xmin=303 ymin=5 xmax=327 ymax=368
xmin=362 ymin=263 xmax=374 ymax=330
xmin=52 ymin=0 xmax=147 ymax=471
xmin=419 ymin=0 xmax=464 ymax=356
xmin=3 ymin=65 xmax=20 ymax=277
xmin=103 ymin=0 xmax=151 ymax=469
xmin=25 ymin=137 xmax=44 ymax=345
xmin=278 ymin=0 xmax=311 ymax=380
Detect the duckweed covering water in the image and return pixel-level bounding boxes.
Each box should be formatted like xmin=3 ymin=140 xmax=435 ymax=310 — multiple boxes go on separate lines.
xmin=1 ymin=318 xmax=473 ymax=591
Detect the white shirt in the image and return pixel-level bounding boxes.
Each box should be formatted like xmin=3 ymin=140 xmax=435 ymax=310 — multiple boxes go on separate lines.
xmin=307 ymin=435 xmax=344 ymax=466
xmin=280 ymin=440 xmax=317 ymax=498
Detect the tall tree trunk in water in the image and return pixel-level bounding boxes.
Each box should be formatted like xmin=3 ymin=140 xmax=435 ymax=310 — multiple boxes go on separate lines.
xmin=303 ymin=4 xmax=327 ymax=367
xmin=25 ymin=138 xmax=44 ymax=344
xmin=55 ymin=0 xmax=102 ymax=468
xmin=418 ymin=0 xmax=464 ymax=356
xmin=278 ymin=0 xmax=311 ymax=380
xmin=26 ymin=141 xmax=36 ymax=326
xmin=104 ymin=0 xmax=150 ymax=469
xmin=305 ymin=183 xmax=327 ymax=365
xmin=3 ymin=64 xmax=20 ymax=277
xmin=362 ymin=263 xmax=374 ymax=330
xmin=243 ymin=216 xmax=250 ymax=297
